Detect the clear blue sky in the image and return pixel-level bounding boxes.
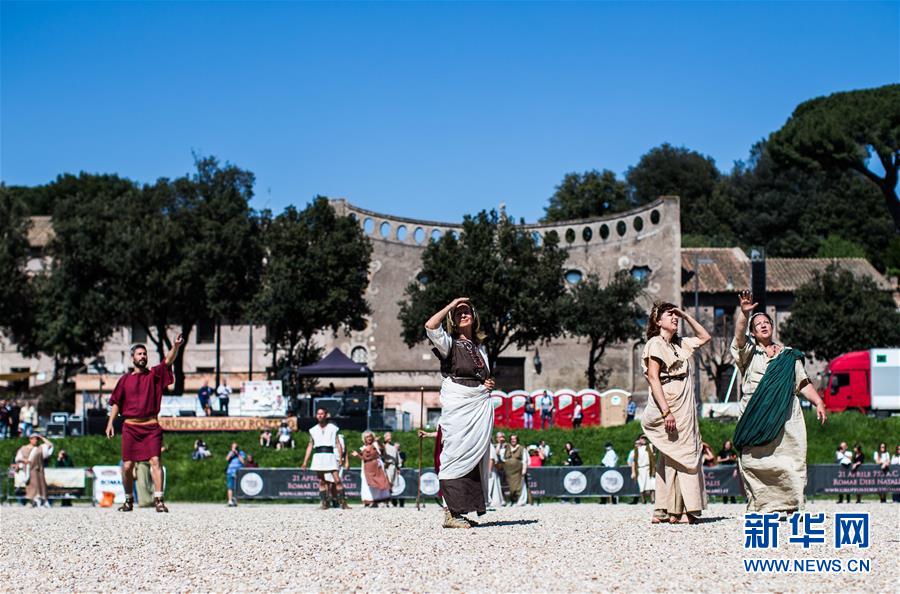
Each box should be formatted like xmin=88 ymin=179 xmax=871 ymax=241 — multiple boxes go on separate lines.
xmin=2 ymin=1 xmax=898 ymax=223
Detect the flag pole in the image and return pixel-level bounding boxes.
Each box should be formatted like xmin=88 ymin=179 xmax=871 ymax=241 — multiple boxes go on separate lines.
xmin=417 ymin=386 xmax=424 ymax=511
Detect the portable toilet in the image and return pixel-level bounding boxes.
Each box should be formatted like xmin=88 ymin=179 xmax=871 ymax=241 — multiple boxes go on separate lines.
xmin=507 ymin=390 xmax=531 ymax=428
xmin=600 ymin=389 xmax=629 ymax=427
xmin=553 ymin=388 xmax=578 ymax=428
xmin=577 ymin=389 xmax=601 ymax=426
xmin=491 ymin=390 xmax=509 ymax=427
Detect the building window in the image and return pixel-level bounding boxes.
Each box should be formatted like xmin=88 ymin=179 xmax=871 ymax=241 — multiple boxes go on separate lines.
xmin=599 ymin=224 xmax=610 ymax=240
xmin=582 ymin=227 xmax=592 ymax=242
xmin=630 ymin=265 xmax=651 ymax=285
xmin=131 ymin=323 xmax=147 ymax=344
xmin=565 ymin=228 xmax=575 ymax=243
xmin=616 ymin=221 xmax=627 ymax=237
xmin=416 ymin=271 xmax=429 ymax=285
xmin=196 ymin=319 xmax=215 ymax=344
xmin=351 ymin=346 xmax=368 ymax=364
xmin=426 ymin=407 xmax=442 ymax=428
xmin=565 ymin=269 xmax=583 ymax=285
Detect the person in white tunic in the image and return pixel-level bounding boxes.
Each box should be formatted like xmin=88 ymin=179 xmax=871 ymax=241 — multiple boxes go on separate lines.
xmin=731 ymin=291 xmax=827 ymax=515
xmin=629 ymin=436 xmax=656 ymax=504
xmin=302 ymin=408 xmax=349 ymax=509
xmin=487 ymin=432 xmax=506 ymax=508
xmin=425 ymin=297 xmax=495 ymax=529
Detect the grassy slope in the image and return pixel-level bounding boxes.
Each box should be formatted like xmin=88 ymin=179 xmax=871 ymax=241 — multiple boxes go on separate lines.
xmin=2 ymin=411 xmax=896 ymax=501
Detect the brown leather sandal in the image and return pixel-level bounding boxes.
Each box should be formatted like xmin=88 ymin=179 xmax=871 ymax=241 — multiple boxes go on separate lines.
xmin=117 ymin=497 xmax=134 ymax=512
xmin=154 ymin=497 xmax=169 ymax=513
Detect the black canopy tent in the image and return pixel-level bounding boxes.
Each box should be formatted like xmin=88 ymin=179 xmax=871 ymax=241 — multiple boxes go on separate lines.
xmin=295 ymin=349 xmax=374 ymax=428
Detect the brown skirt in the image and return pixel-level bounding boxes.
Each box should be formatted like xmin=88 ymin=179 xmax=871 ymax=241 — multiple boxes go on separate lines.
xmin=122 ymin=422 xmax=163 ymax=462
xmin=440 ymin=464 xmax=485 ymax=515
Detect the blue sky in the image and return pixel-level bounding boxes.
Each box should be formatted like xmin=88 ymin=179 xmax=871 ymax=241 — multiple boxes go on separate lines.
xmin=2 ymin=1 xmax=898 ymax=223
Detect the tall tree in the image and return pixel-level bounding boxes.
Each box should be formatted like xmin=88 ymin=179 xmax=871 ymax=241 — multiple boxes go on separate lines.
xmin=780 ymin=264 xmax=900 ymax=362
xmin=250 ymin=198 xmax=372 ymax=393
xmin=398 ymin=210 xmax=568 ymax=365
xmin=767 ymin=84 xmax=900 ymax=230
xmin=725 ymin=141 xmax=895 ymax=269
xmin=0 ymin=187 xmax=35 ymax=344
xmin=120 ymin=156 xmax=265 ymax=394
xmin=626 ymin=143 xmax=736 ymax=243
xmin=27 ymin=174 xmax=139 ymax=398
xmin=542 ymin=169 xmax=633 ymax=222
xmin=560 ymin=270 xmax=644 ymax=389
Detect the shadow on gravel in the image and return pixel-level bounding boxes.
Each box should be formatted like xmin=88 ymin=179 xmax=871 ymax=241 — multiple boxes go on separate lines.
xmin=696 ymin=516 xmax=729 ymax=524
xmin=476 ymin=519 xmax=540 ymax=528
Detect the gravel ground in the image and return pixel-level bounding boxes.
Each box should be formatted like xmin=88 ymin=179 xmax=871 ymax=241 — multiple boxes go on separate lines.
xmin=0 ymin=501 xmax=897 ymax=593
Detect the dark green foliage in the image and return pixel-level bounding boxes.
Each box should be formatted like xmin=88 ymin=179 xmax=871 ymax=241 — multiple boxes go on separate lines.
xmin=250 ymin=198 xmax=372 ymax=392
xmin=780 ymin=264 xmax=900 ymax=362
xmin=542 ymin=169 xmax=633 ymax=222
xmin=0 ymin=187 xmax=34 ymax=344
xmin=561 ymin=271 xmax=644 ymax=388
xmin=626 ymin=143 xmax=736 ymax=240
xmin=726 ymin=142 xmax=896 ymax=269
xmin=1 ymin=411 xmax=893 ymax=502
xmin=398 ymin=210 xmax=568 ymax=364
xmin=768 ymin=84 xmax=900 ymax=229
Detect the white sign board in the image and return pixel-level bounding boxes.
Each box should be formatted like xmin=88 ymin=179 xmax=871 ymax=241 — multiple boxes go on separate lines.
xmin=91 ymin=465 xmax=127 ymax=504
xmin=239 ymin=381 xmax=286 ymax=417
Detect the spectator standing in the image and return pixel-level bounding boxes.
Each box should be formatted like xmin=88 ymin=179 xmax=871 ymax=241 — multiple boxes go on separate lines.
xmin=701 ymin=442 xmax=716 ymax=467
xmin=849 ymin=444 xmax=865 ymax=504
xmin=259 ymin=429 xmax=272 ymax=448
xmin=539 ymin=391 xmax=554 ymax=429
xmin=716 ymin=440 xmax=738 ymax=503
xmin=488 ymin=432 xmax=506 ymax=508
xmin=276 ymin=420 xmax=294 ymax=450
xmin=9 ymin=400 xmax=21 ymax=438
xmin=0 ymin=400 xmax=10 ymax=439
xmin=563 ymin=441 xmax=583 ymax=504
xmin=572 ymin=402 xmax=583 ymax=429
xmin=601 ymin=442 xmax=619 ymax=504
xmin=891 ymin=446 xmax=900 ymax=503
xmin=835 ymin=442 xmax=852 ymax=503
xmin=15 ymin=433 xmax=53 ymax=507
xmin=629 ymin=436 xmax=656 ymax=504
xmin=626 ymin=397 xmax=637 ymax=423
xmin=502 ymin=434 xmax=528 ymax=506
xmin=382 ymin=432 xmax=403 ymax=507
xmin=244 ymin=454 xmax=259 ymax=468
xmin=873 ymin=442 xmax=890 ymax=503
xmin=523 ymin=397 xmax=535 ymax=429
xmin=527 ymin=444 xmax=544 ymax=467
xmin=20 ymin=402 xmax=37 ymax=437
xmin=197 ymin=381 xmax=213 ymax=417
xmin=216 ymin=380 xmax=232 ymax=416
xmin=351 ymin=431 xmax=392 ymax=507
xmin=225 ymin=442 xmax=246 ymax=507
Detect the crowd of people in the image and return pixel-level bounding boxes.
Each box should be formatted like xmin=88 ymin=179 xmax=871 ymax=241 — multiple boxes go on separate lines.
xmin=835 ymin=441 xmax=900 ymax=503
xmin=0 ymin=398 xmax=40 ymax=439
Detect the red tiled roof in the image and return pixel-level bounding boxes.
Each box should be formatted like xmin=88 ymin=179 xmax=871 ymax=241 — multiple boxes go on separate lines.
xmin=682 ymin=248 xmax=892 ymax=293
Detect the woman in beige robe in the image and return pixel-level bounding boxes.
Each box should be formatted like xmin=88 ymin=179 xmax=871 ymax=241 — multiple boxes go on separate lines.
xmin=15 ymin=434 xmax=54 ymax=507
xmin=731 ymin=291 xmax=827 ymax=514
xmin=640 ymin=302 xmax=711 ymax=524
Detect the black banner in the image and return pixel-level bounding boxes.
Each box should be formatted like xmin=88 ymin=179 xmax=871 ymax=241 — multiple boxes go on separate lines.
xmin=235 ymin=464 xmax=900 ymax=500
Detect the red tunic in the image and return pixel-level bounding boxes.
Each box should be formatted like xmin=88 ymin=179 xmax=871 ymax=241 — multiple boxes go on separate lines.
xmin=109 ymin=363 xmax=173 ymax=418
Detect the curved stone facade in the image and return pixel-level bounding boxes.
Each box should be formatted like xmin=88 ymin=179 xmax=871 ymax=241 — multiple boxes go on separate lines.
xmin=330 ymin=196 xmax=682 ymax=394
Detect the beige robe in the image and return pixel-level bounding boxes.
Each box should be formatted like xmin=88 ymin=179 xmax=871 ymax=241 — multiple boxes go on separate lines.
xmin=503 ymin=443 xmax=528 ymax=501
xmin=641 ymin=335 xmax=708 ymax=516
xmin=16 ymin=443 xmax=52 ymax=501
xmin=731 ymin=338 xmax=810 ymax=513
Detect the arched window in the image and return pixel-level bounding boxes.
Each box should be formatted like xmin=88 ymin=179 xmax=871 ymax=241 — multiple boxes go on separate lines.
xmin=351 ymin=346 xmax=368 ymax=364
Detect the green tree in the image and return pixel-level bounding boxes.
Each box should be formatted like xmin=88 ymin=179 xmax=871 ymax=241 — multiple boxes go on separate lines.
xmin=561 ymin=270 xmax=644 ymax=388
xmin=780 ymin=264 xmax=900 ymax=362
xmin=28 ymin=174 xmax=139 ymax=400
xmin=120 ymin=156 xmax=265 ymax=394
xmin=816 ymin=235 xmax=868 ymax=259
xmin=725 ymin=141 xmax=895 ymax=269
xmin=768 ymin=84 xmax=900 ymax=230
xmin=626 ymin=143 xmax=736 ymax=242
xmin=0 ymin=187 xmax=35 ymax=344
xmin=250 ymin=198 xmax=372 ymax=393
xmin=541 ymin=169 xmax=633 ymax=222
xmin=398 ymin=210 xmax=568 ymax=365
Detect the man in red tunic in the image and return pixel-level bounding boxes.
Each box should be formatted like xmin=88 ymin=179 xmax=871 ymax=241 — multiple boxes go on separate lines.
xmin=106 ymin=335 xmax=184 ymax=512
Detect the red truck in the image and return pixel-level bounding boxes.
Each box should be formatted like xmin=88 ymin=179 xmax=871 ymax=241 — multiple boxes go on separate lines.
xmin=821 ymin=348 xmax=900 ymax=416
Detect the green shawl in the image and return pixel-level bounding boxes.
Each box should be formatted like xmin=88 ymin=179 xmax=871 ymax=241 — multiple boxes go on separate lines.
xmin=733 ymin=347 xmax=804 ymax=451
